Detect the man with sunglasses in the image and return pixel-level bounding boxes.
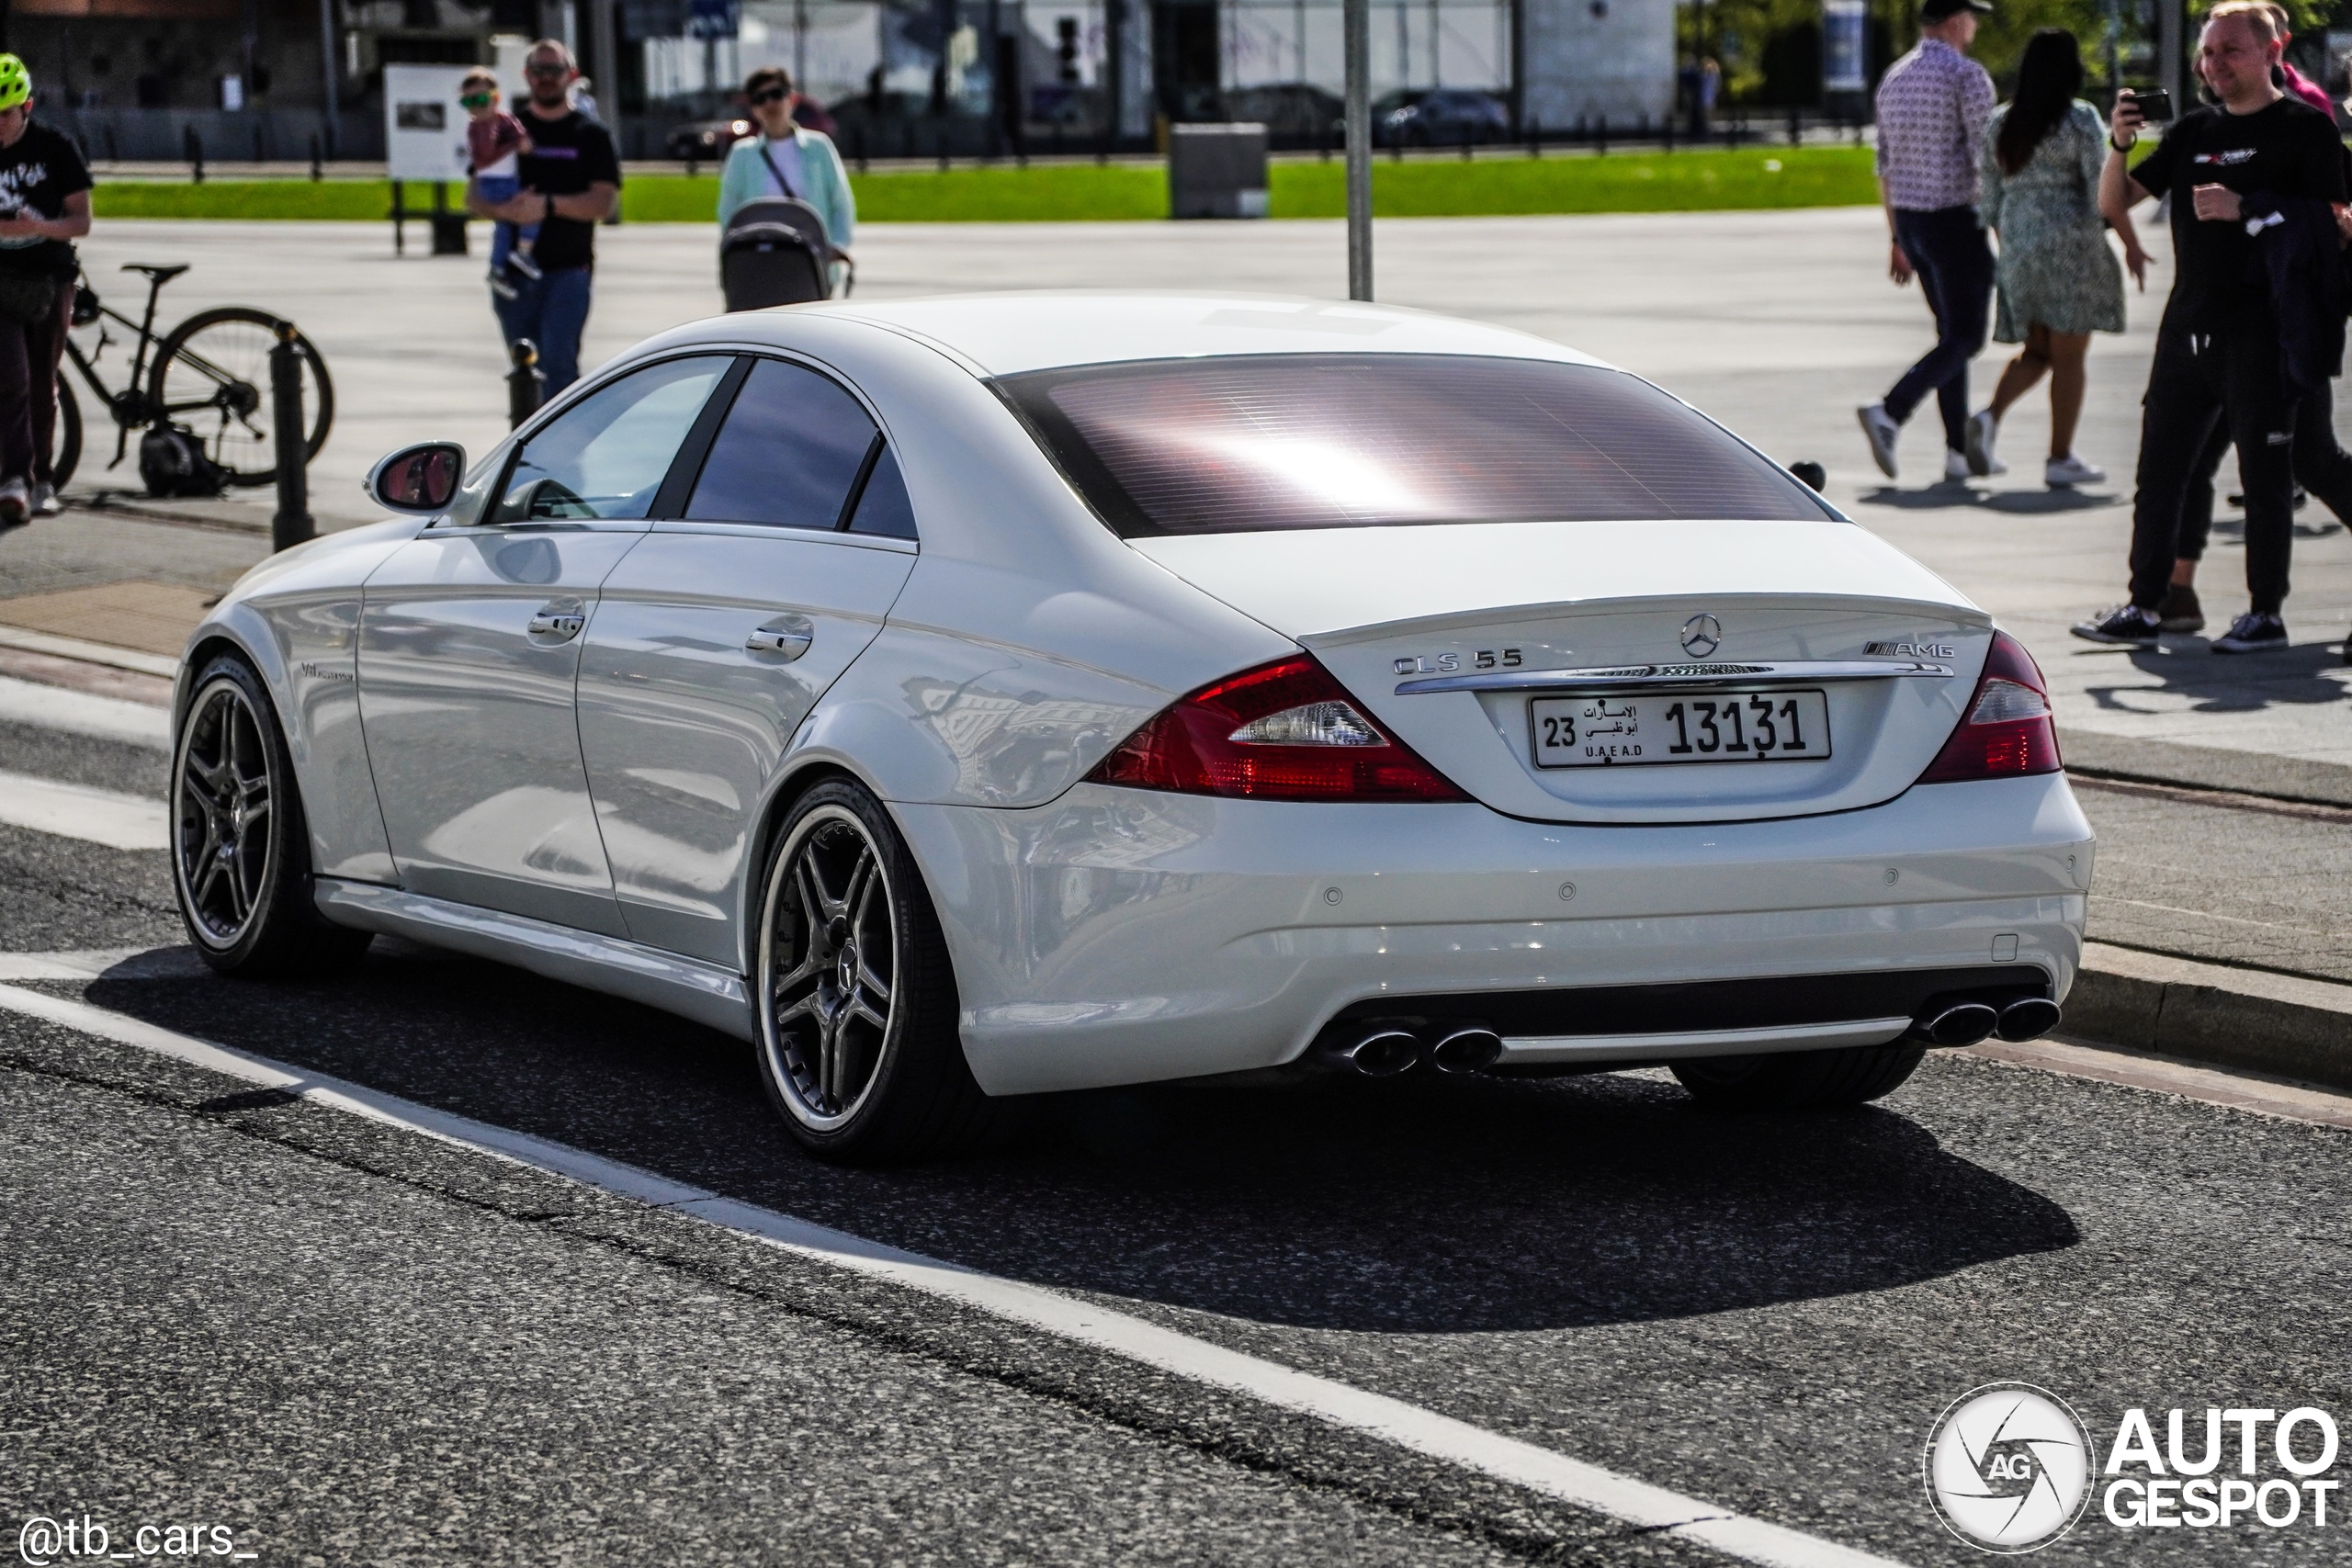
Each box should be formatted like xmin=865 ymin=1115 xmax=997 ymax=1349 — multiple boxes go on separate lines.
xmin=464 ymin=39 xmax=618 ymax=396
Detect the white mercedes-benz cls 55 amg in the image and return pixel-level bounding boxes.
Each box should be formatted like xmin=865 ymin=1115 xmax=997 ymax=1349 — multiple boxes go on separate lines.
xmin=169 ymin=292 xmax=2093 ymax=1159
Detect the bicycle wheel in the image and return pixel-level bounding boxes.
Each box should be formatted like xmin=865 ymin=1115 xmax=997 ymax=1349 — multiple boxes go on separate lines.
xmin=49 ymin=374 xmax=79 ymax=491
xmin=148 ymin=306 xmax=334 ymax=488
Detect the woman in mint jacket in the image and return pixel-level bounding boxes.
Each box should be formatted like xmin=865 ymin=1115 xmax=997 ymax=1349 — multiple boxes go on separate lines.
xmin=718 ymin=66 xmax=855 ymax=294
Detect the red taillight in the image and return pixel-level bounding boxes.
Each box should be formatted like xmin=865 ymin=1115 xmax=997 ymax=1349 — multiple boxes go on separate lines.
xmin=1917 ymin=631 xmax=2062 ymax=784
xmin=1087 ymin=653 xmax=1469 ymax=802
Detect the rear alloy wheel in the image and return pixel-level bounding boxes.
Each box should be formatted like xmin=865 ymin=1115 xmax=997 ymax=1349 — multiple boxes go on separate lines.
xmin=171 ymin=655 xmax=371 ymax=976
xmin=1669 ymin=1042 xmax=1926 ymax=1110
xmin=753 ymin=780 xmax=996 ymax=1162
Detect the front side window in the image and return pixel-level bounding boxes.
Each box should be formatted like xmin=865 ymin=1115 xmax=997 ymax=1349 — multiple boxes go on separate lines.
xmin=684 ymin=357 xmax=879 ymax=530
xmin=996 ymin=353 xmax=1830 ymax=536
xmin=493 ymin=356 xmax=729 ymax=524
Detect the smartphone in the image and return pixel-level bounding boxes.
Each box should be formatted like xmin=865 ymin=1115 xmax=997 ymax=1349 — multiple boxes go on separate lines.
xmin=2125 ymin=86 xmax=2175 ymax=123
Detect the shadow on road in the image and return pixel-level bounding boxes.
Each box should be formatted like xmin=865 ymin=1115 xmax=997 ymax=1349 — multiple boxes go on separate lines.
xmin=84 ymin=942 xmax=2079 ymax=1336
xmin=2075 ymin=637 xmax=2350 ymax=714
xmin=1854 ymin=482 xmax=2120 ymax=513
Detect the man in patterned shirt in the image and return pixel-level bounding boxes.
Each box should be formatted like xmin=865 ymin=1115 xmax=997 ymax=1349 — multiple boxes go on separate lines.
xmin=1858 ymin=0 xmax=1996 ymax=482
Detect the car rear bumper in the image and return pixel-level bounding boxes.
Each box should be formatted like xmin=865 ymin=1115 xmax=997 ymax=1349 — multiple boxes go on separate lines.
xmin=892 ymin=773 xmax=2093 ymax=1096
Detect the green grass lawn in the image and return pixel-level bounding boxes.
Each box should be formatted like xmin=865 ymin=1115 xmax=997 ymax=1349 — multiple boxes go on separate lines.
xmin=91 ymin=146 xmax=1883 ymax=225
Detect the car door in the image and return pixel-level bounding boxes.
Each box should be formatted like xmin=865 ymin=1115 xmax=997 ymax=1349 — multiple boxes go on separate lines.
xmin=576 ymin=354 xmax=920 ymax=966
xmin=358 ymin=354 xmax=735 ymax=936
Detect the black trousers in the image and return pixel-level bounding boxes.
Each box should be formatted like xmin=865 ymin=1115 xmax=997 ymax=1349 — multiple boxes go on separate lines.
xmin=2129 ymin=326 xmax=2299 ymax=615
xmin=1884 ymin=205 xmax=1995 ymax=454
xmin=2176 ymin=379 xmax=2352 ymax=561
xmin=0 ymin=277 xmax=73 ymax=489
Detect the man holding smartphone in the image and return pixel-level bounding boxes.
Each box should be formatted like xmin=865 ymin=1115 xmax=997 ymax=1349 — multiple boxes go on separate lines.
xmin=2073 ymin=2 xmax=2346 ymax=652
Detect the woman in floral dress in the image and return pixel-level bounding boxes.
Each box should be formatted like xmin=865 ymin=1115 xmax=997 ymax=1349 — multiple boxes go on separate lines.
xmin=1966 ymin=28 xmax=2143 ymax=488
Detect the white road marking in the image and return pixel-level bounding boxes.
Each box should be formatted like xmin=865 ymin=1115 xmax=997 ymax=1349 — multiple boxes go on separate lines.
xmin=0 ymin=771 xmax=169 ymax=850
xmin=0 ymin=674 xmax=173 ymax=750
xmin=0 ymin=947 xmax=192 ymax=980
xmin=0 ymin=978 xmax=1904 ymax=1568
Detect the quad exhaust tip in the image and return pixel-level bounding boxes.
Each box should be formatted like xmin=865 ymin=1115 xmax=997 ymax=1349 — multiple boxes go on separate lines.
xmin=1994 ymin=997 xmax=2063 ymax=1043
xmin=1428 ymin=1026 xmax=1504 ymax=1075
xmin=1313 ymin=1025 xmax=1424 ymax=1077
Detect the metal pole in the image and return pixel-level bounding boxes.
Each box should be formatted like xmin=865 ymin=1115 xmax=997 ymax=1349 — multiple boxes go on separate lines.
xmin=508 ymin=338 xmax=546 ymax=429
xmin=588 ymin=0 xmax=623 ymax=160
xmin=270 ymin=321 xmax=313 ymax=552
xmin=318 ymin=0 xmax=340 ymax=155
xmin=1345 ymin=0 xmax=1371 ymax=300
xmin=2158 ymin=0 xmax=2184 ymax=113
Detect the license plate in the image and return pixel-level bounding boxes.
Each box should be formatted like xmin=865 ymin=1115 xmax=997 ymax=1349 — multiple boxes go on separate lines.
xmin=1530 ymin=689 xmax=1832 ymax=768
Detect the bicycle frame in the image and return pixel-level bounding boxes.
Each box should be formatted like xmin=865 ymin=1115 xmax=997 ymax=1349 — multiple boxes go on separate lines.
xmin=65 ymin=270 xmax=266 ymax=469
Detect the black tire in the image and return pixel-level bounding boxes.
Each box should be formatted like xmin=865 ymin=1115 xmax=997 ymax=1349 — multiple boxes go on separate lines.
xmin=148 ymin=306 xmax=334 ymax=488
xmin=50 ymin=373 xmax=79 ymax=491
xmin=1669 ymin=1041 xmax=1926 ymax=1110
xmin=752 ymin=778 xmax=997 ymax=1163
xmin=171 ymin=654 xmax=372 ymax=976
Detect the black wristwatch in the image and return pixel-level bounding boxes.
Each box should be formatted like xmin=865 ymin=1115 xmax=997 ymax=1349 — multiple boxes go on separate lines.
xmin=543 ymin=194 xmax=557 ymax=223
xmin=2109 ymin=134 xmax=2134 ymax=153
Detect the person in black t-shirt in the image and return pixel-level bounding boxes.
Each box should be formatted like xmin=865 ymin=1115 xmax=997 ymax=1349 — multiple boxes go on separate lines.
xmin=0 ymin=53 xmax=91 ymax=526
xmin=2072 ymin=3 xmax=2346 ymax=653
xmin=463 ymin=39 xmax=619 ymax=397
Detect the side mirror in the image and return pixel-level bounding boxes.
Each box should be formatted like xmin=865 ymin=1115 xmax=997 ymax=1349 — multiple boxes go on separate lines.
xmin=366 ymin=441 xmax=466 ymax=513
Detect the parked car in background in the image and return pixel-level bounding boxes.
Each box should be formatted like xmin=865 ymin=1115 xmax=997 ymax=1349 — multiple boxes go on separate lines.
xmin=1381 ymin=87 xmax=1510 ymax=146
xmin=667 ymin=115 xmax=754 ymax=165
xmin=1220 ymin=83 xmax=1345 ymax=141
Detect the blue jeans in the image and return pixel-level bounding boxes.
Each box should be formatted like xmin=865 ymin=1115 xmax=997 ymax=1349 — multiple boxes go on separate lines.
xmin=1884 ymin=205 xmax=1994 ymax=454
xmin=491 ymin=265 xmax=592 ymax=396
xmin=473 ymin=173 xmax=538 ymax=272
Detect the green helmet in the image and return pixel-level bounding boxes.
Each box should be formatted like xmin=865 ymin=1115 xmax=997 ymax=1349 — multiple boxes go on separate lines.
xmin=0 ymin=56 xmax=29 ymax=112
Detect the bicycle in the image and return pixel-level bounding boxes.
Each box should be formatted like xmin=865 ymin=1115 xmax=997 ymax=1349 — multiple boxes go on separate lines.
xmin=50 ymin=261 xmax=334 ymax=491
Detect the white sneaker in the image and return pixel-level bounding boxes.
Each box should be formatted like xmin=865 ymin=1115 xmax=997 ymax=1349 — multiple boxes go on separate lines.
xmin=31 ymin=480 xmax=59 ymax=516
xmin=2045 ymin=454 xmax=2107 ymax=488
xmin=1944 ymin=448 xmax=1973 ymax=481
xmin=0 ymin=476 xmax=28 ymax=526
xmin=1857 ymin=403 xmax=1900 ymax=479
xmin=1964 ymin=409 xmax=2004 ymax=476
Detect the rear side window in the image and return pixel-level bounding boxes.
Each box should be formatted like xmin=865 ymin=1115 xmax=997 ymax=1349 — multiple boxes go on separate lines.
xmin=685 ymin=357 xmax=878 ymax=530
xmin=996 ymin=353 xmax=1828 ymax=536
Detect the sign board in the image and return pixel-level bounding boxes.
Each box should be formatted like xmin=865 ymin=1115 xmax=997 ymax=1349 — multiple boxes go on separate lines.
xmin=686 ymin=0 xmax=741 ymax=39
xmin=384 ymin=63 xmax=476 ymax=184
xmin=1823 ymin=0 xmax=1868 ymax=95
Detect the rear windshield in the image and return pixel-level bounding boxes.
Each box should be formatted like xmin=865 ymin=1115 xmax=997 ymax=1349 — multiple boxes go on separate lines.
xmin=995 ymin=353 xmax=1830 ymax=536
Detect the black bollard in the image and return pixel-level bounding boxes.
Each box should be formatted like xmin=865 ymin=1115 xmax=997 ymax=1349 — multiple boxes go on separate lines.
xmin=507 ymin=338 xmax=546 ymax=429
xmin=185 ymin=126 xmax=205 ymax=184
xmin=270 ymin=321 xmax=314 ymax=552
xmin=309 ymin=130 xmax=322 ymax=181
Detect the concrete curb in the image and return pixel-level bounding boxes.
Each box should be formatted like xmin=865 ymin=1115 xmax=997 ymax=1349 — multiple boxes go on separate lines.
xmin=2066 ymin=942 xmax=2352 ymax=1092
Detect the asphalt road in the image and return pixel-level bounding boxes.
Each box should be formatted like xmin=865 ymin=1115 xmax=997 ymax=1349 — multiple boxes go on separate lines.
xmin=4 ymin=710 xmax=2349 ymax=1567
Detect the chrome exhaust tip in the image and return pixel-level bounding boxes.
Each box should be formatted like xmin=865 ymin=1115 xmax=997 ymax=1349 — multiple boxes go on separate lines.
xmin=1994 ymin=997 xmax=2063 ymax=1043
xmin=1428 ymin=1026 xmax=1504 ymax=1075
xmin=1916 ymin=1001 xmax=2000 ymax=1047
xmin=1312 ymin=1025 xmax=1423 ymax=1077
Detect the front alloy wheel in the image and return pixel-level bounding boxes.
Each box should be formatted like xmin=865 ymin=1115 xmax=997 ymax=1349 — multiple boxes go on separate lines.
xmin=175 ymin=674 xmax=277 ymax=947
xmin=752 ymin=780 xmax=997 ymax=1161
xmin=170 ymin=655 xmax=371 ymax=976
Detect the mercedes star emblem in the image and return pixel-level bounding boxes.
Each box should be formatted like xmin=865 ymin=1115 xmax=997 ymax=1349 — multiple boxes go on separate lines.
xmin=1680 ymin=613 xmax=1723 ymax=659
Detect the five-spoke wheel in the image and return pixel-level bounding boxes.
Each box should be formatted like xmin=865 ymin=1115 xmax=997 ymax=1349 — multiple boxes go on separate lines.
xmin=169 ymin=655 xmax=370 ymax=976
xmin=752 ymin=779 xmax=995 ymax=1161
xmin=175 ymin=674 xmax=274 ymax=946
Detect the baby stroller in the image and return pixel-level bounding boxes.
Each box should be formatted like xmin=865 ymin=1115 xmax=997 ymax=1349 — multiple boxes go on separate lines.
xmin=719 ymin=197 xmax=853 ymax=310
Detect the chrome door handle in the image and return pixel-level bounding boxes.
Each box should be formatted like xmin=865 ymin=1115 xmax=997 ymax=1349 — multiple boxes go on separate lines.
xmin=526 ymin=597 xmax=587 ymax=642
xmin=745 ymin=613 xmax=814 ymax=661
